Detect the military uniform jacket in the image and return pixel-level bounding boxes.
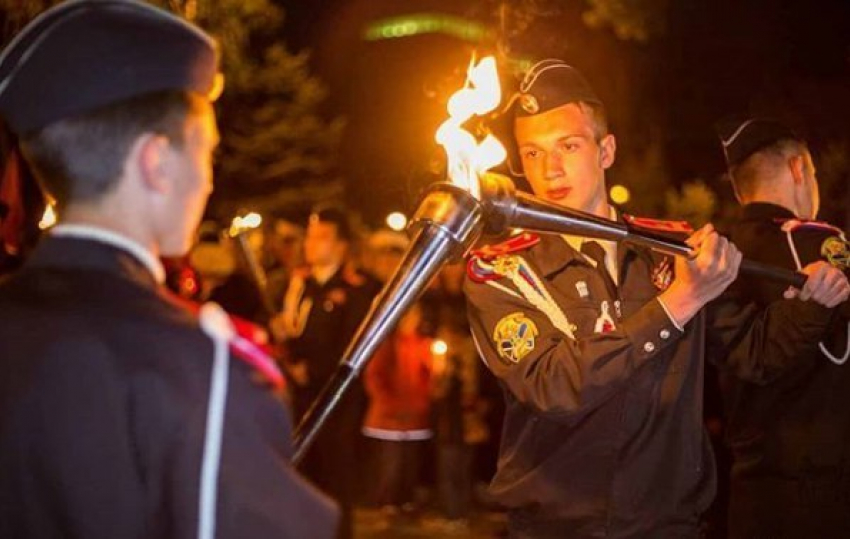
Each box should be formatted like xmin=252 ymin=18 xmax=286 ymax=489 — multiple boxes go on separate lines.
xmin=0 ymin=236 xmax=337 ymax=539
xmin=464 ymin=232 xmax=795 ymax=538
xmin=719 ymin=202 xmax=850 ymax=537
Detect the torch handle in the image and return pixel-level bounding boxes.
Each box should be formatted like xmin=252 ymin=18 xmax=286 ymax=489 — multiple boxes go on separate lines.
xmin=619 ymin=235 xmax=808 ymax=288
xmin=740 ymin=259 xmax=808 ymax=289
xmin=292 ymin=364 xmax=355 ymax=465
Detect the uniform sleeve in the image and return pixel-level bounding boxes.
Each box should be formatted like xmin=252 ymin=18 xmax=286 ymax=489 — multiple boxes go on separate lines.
xmin=708 ymin=224 xmax=848 ymax=384
xmin=706 ymin=292 xmax=834 ymax=384
xmin=213 ymin=359 xmax=339 ymax=539
xmin=464 ymin=277 xmax=681 ymax=424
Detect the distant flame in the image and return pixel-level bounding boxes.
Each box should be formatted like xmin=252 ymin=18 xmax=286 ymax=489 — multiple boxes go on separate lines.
xmin=229 ymin=212 xmax=263 ymax=237
xmin=435 ymin=56 xmax=506 ymax=199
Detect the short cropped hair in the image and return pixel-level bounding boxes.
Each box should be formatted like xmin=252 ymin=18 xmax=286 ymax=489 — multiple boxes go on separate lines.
xmin=309 ymin=205 xmax=353 ymax=242
xmin=20 ymin=90 xmax=203 ymax=211
xmin=577 ymin=101 xmax=609 ymax=140
xmin=729 ymin=138 xmax=809 ymax=199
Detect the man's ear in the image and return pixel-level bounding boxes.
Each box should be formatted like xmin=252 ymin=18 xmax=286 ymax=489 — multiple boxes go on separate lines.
xmin=788 ymin=154 xmax=806 ymax=185
xmin=599 ymin=134 xmax=617 ymax=169
xmin=135 ymin=134 xmax=171 ymax=194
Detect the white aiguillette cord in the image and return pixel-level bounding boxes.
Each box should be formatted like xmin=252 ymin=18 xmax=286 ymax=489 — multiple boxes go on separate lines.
xmin=197 ymin=302 xmax=236 ymax=539
xmin=781 ymin=221 xmax=850 ymax=365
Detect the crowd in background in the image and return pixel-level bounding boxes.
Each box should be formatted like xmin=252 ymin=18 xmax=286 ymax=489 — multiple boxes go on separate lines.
xmin=162 ymin=207 xmax=505 ymax=535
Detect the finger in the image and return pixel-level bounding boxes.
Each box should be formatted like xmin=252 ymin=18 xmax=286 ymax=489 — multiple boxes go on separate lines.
xmin=800 ymin=263 xmax=828 ymax=301
xmin=784 ymin=286 xmax=799 ymax=299
xmin=686 ymin=223 xmax=714 ymax=249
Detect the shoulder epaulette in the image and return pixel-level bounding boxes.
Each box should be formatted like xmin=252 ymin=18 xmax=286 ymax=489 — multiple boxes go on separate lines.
xmin=342 ymin=265 xmax=366 ymax=287
xmin=170 ymin=295 xmax=285 ymax=390
xmin=471 ymin=232 xmax=540 ymax=261
xmin=623 ymin=215 xmax=694 ymax=236
xmin=777 ymin=218 xmax=844 ymax=237
xmin=467 ymin=233 xmax=540 ymax=283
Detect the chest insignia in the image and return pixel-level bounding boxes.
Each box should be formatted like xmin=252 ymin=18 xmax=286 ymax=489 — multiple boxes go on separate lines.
xmin=594 ymin=300 xmax=617 ymax=334
xmin=575 ymin=280 xmax=589 ymax=298
xmin=493 ymin=312 xmax=538 ymax=364
xmin=821 ymin=236 xmax=850 ymax=271
xmin=651 ymin=257 xmax=674 ymax=291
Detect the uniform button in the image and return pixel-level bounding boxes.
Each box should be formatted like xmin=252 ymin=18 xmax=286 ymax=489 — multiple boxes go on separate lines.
xmin=660 ymin=329 xmax=671 ymax=340
xmin=643 ymin=342 xmax=656 ymax=353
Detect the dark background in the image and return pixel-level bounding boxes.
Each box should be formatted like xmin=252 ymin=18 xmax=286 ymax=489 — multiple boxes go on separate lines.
xmin=277 ymin=0 xmax=849 ymax=228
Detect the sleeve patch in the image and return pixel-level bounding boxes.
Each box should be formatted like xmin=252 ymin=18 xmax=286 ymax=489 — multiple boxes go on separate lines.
xmin=493 ymin=312 xmax=538 ymax=364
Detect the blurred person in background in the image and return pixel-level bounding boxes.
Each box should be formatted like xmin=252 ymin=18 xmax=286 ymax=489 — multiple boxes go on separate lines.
xmin=361 ymin=228 xmax=408 ymax=284
xmin=362 ymin=303 xmax=434 ymax=519
xmin=271 ymin=205 xmax=378 ymax=538
xmin=427 ymin=263 xmax=490 ymax=532
xmin=265 ymin=218 xmax=304 ymax=308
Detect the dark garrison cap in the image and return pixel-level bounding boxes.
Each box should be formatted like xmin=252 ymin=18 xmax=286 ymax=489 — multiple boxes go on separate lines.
xmin=0 ymin=0 xmax=221 ymax=135
xmin=715 ymin=117 xmax=801 ymax=168
xmin=512 ymin=59 xmax=602 ymax=118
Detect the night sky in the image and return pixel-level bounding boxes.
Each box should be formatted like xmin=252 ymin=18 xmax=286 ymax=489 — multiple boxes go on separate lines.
xmin=277 ymin=0 xmax=849 ymax=227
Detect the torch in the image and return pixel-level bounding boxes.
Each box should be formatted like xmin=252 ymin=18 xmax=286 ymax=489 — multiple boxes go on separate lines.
xmin=227 ymin=212 xmax=278 ymax=319
xmin=292 ymin=56 xmax=809 ymax=462
xmin=292 ymin=57 xmax=504 ymax=463
xmin=477 ymin=173 xmax=808 ymax=288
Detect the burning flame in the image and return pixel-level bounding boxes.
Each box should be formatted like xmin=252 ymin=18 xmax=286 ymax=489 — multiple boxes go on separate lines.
xmin=435 ymin=56 xmax=506 ymax=199
xmin=39 ymin=203 xmax=57 ymax=230
xmin=228 ymin=212 xmax=263 ymax=237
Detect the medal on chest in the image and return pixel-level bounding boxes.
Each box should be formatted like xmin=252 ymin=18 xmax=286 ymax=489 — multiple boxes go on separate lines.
xmin=594 ymin=300 xmax=617 ymax=334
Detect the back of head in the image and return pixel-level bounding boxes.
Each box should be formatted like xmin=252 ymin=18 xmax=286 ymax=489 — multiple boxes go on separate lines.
xmin=715 ymin=118 xmax=808 ymax=201
xmin=0 ymin=0 xmax=221 ymax=211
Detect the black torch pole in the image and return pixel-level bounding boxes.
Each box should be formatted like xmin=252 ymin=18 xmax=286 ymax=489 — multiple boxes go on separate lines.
xmin=480 ymin=174 xmax=808 ymax=288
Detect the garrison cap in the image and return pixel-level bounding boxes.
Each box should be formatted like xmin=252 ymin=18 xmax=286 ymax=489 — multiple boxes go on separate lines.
xmin=512 ymin=59 xmax=602 ymax=118
xmin=715 ymin=117 xmax=801 ymax=168
xmin=0 ymin=0 xmax=221 ymax=135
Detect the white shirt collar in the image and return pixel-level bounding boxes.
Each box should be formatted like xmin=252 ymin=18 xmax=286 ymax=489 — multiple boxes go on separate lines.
xmin=562 ymin=205 xmax=619 ymax=284
xmin=50 ymin=223 xmax=166 ymax=284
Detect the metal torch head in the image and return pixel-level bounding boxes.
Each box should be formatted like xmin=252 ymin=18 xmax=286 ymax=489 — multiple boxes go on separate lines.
xmin=410 ymin=182 xmax=486 ymax=260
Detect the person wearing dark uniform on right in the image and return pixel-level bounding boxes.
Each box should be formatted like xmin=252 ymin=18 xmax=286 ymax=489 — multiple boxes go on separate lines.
xmin=715 ymin=118 xmax=850 ymax=537
xmin=463 ymin=61 xmax=848 ymax=538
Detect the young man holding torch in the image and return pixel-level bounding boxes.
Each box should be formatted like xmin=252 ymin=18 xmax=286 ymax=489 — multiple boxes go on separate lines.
xmin=463 ymin=60 xmax=848 ymax=537
xmin=0 ymin=2 xmax=336 ymax=537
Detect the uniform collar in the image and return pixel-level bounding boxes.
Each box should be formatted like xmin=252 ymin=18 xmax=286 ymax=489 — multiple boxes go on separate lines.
xmin=739 ymin=202 xmax=796 ymax=222
xmin=532 ymin=206 xmax=621 ymax=278
xmin=41 ymin=223 xmax=165 ymax=285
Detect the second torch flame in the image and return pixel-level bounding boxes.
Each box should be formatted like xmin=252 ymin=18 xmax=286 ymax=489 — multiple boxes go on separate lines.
xmin=434 ymin=56 xmax=507 ymax=199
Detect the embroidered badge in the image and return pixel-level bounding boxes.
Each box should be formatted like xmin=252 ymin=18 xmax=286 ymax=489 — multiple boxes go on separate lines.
xmin=821 ymin=236 xmax=850 ymax=270
xmin=493 ymin=312 xmax=539 ymax=364
xmin=651 ymin=257 xmax=674 ymax=291
xmin=594 ymin=301 xmax=617 ymax=333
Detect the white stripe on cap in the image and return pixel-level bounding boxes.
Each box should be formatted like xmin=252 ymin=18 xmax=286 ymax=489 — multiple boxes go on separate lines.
xmin=719 ymin=118 xmax=756 ymax=148
xmin=520 ymin=58 xmax=576 ymax=93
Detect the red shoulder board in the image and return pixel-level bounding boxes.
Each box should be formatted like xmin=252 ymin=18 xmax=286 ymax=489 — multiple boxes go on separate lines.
xmin=168 ymin=295 xmax=285 ymax=391
xmin=471 ymin=232 xmax=540 ymax=261
xmin=624 ymin=215 xmax=693 ymax=236
xmin=342 ymin=265 xmax=366 ymax=287
xmin=776 ymin=218 xmax=844 ymax=237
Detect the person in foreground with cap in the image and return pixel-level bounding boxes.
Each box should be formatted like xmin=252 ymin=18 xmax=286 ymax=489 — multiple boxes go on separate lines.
xmin=462 ymin=60 xmax=848 ymax=537
xmin=0 ymin=2 xmax=337 ymax=538
xmin=714 ymin=118 xmax=850 ymax=537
